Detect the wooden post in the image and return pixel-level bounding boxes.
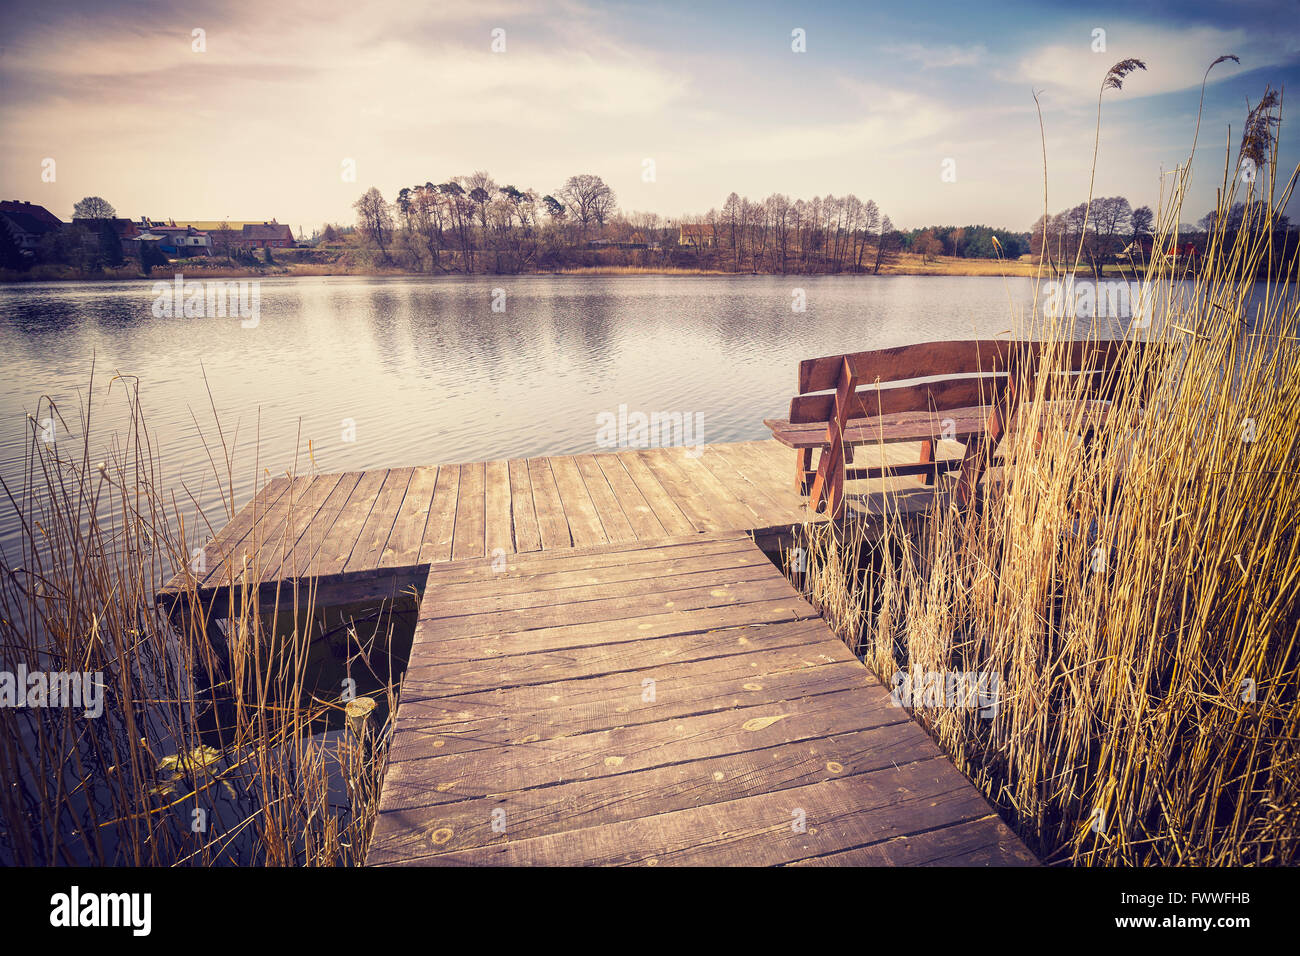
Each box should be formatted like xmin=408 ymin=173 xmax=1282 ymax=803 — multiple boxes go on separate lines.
xmin=808 ymin=357 xmax=861 ymax=518
xmin=955 ymin=377 xmax=1016 ymax=508
xmin=795 ymin=447 xmax=813 ymax=493
xmin=918 ymin=439 xmax=935 ymax=486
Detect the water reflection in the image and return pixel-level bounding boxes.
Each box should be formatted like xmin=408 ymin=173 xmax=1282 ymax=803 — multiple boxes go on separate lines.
xmin=0 ymin=273 xmax=1259 ymax=556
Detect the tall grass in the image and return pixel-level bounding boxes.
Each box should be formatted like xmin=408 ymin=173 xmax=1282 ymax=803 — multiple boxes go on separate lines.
xmin=791 ymin=84 xmax=1299 ymax=865
xmin=0 ymin=375 xmax=398 ymax=865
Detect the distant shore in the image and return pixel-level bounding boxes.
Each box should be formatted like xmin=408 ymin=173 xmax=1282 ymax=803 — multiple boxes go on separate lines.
xmin=0 ymin=253 xmax=1153 ymax=284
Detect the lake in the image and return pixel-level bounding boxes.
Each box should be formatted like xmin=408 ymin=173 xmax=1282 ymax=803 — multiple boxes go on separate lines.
xmin=0 ymin=273 xmax=1132 ymax=556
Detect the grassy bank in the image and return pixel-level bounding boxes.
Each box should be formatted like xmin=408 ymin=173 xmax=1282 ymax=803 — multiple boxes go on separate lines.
xmin=3 ymin=252 xmax=1142 ymax=283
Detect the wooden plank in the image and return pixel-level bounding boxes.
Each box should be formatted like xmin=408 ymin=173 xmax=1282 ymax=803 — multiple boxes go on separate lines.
xmin=385 ymin=665 xmax=891 ymax=778
xmin=368 ymin=712 xmax=930 ymax=862
xmin=410 ymin=574 xmax=798 ymax=641
xmin=302 ymin=469 xmax=388 ymax=578
xmin=695 ymin=444 xmax=792 ymax=524
xmin=506 ymin=459 xmax=541 ymax=553
xmin=548 ymin=456 xmax=607 ymax=548
xmin=451 ymin=462 xmax=486 ymax=561
xmin=615 ymin=450 xmax=697 ymax=536
xmin=574 ymin=455 xmax=637 ymax=543
xmin=366 ymin=532 xmax=1036 ymax=868
xmin=256 ymin=472 xmax=347 ymax=579
xmin=766 ymin=407 xmax=988 ymax=450
xmin=205 ymin=476 xmax=312 ymax=586
xmin=419 ymin=465 xmax=460 ymax=565
xmin=484 ymin=459 xmax=513 ymax=559
xmin=415 ymin=540 xmax=764 ymax=603
xmin=799 ymin=340 xmax=1020 ymax=393
xmin=418 ymin=531 xmax=750 ymax=584
xmin=345 ymin=467 xmax=415 ymax=573
xmin=393 ymin=655 xmax=869 ymax=747
xmin=787 ymin=815 xmax=1037 ymax=867
xmin=186 ymin=476 xmax=291 ymax=587
xmin=282 ymin=472 xmax=364 ymax=579
xmin=720 ymin=441 xmax=810 ymax=519
xmin=526 ymin=458 xmax=571 ymax=550
xmin=668 ymin=446 xmax=771 ymax=528
xmin=410 ymin=596 xmax=816 ymax=666
xmin=374 ymin=684 xmax=899 ymax=813
xmin=280 ymin=468 xmax=366 ymax=574
xmin=632 ymin=448 xmax=720 ymax=531
xmin=593 ymin=453 xmax=667 ymax=540
xmin=798 ymin=340 xmax=1137 ymax=395
xmin=380 ymin=466 xmax=439 ymax=567
xmin=383 ymin=757 xmax=1001 ymax=866
xmin=402 ymin=618 xmax=834 ymax=697
xmin=790 ymin=375 xmax=1003 ymax=424
xmin=418 ymin=560 xmax=782 ymax=623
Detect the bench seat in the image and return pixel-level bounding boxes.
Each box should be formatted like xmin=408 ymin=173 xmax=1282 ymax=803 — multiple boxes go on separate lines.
xmin=764 ymin=406 xmax=989 ymax=450
xmin=764 ymin=400 xmax=1113 ymax=450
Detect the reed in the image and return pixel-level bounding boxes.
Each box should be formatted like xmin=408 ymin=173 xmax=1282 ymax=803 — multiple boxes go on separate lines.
xmin=0 ymin=374 xmax=397 ymax=865
xmin=790 ymin=80 xmax=1300 ymax=865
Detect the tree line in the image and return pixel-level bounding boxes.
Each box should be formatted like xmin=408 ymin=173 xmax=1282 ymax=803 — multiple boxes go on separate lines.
xmin=904 ymin=225 xmax=1030 ymax=262
xmin=349 ymin=175 xmax=916 ymax=274
xmin=1031 ymin=196 xmax=1155 ymax=273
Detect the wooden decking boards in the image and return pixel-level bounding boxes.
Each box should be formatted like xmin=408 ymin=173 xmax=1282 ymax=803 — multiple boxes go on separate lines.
xmin=366 ymin=532 xmax=1034 ymax=866
xmin=155 ymin=437 xmax=1035 ymax=866
xmin=158 ymin=439 xmax=960 ymax=605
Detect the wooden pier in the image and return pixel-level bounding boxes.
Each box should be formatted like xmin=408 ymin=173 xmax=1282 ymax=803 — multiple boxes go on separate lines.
xmin=157 ymin=438 xmax=1036 ymax=866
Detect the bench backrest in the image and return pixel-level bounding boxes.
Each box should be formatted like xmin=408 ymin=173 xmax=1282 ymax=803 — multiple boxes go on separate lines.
xmin=789 ymin=339 xmax=1147 ymax=424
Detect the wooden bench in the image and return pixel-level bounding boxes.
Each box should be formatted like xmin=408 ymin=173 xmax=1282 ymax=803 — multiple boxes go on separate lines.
xmin=764 ymin=339 xmax=1141 ymax=518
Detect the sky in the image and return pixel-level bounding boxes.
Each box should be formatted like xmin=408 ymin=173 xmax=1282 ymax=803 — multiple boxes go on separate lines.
xmin=1 ymin=0 xmax=1297 ymax=233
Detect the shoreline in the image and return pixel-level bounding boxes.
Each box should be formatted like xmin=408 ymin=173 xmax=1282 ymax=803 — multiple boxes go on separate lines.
xmin=0 ymin=257 xmax=1153 ymax=285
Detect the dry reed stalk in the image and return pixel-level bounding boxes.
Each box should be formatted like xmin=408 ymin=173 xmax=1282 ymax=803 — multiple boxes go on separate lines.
xmin=791 ymin=80 xmax=1299 ymax=865
xmin=0 ymin=375 xmax=397 ymax=866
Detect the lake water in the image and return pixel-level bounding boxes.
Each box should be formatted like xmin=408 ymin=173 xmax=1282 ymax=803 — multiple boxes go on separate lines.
xmin=0 ymin=273 xmax=1134 ymax=556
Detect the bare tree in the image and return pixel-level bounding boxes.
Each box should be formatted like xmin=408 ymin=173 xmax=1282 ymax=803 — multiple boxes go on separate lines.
xmin=212 ymin=222 xmax=237 ymax=259
xmin=73 ymin=196 xmax=116 ymax=219
xmin=560 ymin=174 xmax=617 ymax=233
xmin=1130 ymin=205 xmax=1153 ymax=245
xmin=873 ymin=215 xmax=895 ymax=274
xmin=353 ymin=186 xmax=395 ymax=262
xmin=722 ymin=192 xmax=743 ymax=271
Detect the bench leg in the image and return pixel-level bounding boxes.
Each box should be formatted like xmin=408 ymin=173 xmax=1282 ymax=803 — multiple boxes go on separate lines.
xmin=827 ymin=455 xmax=847 ymax=518
xmin=809 ymin=357 xmax=861 ymax=519
xmin=809 ymin=441 xmax=847 ymax=517
xmin=918 ymin=439 xmax=935 ymax=486
xmin=955 ymin=401 xmax=1009 ymax=509
xmin=795 ymin=447 xmax=813 ymax=493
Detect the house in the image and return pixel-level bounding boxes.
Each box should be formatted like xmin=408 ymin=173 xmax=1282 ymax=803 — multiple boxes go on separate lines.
xmin=678 ymin=223 xmax=716 ymax=247
xmin=139 ymin=221 xmax=211 ymax=257
xmin=170 ymin=220 xmax=294 ymax=250
xmin=241 ymin=221 xmax=294 ymax=249
xmin=0 ymin=200 xmax=63 ymax=252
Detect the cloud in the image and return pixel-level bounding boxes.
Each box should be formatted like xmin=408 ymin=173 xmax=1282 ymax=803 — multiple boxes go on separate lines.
xmin=1009 ymin=24 xmax=1270 ymax=101
xmin=888 ymin=42 xmax=987 ymax=69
